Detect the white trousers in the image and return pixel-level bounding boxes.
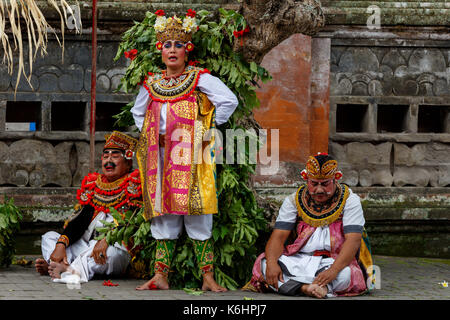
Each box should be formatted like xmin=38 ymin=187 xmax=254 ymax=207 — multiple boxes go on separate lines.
xmin=151 ymin=214 xmax=213 ymax=241
xmin=41 ymin=230 xmax=130 ymax=283
xmin=261 ymin=255 xmax=351 ymax=297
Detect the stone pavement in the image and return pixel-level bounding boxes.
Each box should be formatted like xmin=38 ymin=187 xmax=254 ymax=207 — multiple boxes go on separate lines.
xmin=0 ymin=255 xmax=448 ymax=301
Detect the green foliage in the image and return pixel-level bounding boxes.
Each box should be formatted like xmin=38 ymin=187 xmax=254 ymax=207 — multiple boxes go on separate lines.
xmin=0 ymin=197 xmax=23 ymax=267
xmin=105 ymin=8 xmax=272 ymax=289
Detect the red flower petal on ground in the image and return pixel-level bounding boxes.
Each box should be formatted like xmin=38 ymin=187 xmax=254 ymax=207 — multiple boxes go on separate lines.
xmin=103 ymin=280 xmax=119 ymax=287
xmin=149 ymin=281 xmax=158 ymax=290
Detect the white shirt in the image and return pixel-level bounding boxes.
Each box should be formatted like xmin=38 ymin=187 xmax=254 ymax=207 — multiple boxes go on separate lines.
xmin=274 ymin=187 xmax=366 ymax=234
xmin=130 ymin=72 xmax=238 ymax=134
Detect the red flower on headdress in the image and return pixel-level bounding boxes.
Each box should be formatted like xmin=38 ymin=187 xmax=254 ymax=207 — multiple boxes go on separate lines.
xmin=125 ymin=150 xmax=134 ymax=160
xmin=155 ymin=10 xmax=165 ymax=16
xmin=124 ymin=49 xmax=138 ymax=60
xmin=186 ymin=9 xmax=196 ymax=18
xmin=155 ymin=41 xmax=163 ymax=51
xmin=185 ymin=41 xmax=194 ymax=52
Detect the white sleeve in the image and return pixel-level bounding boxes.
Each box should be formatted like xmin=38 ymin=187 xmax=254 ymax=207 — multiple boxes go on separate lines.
xmin=197 ymin=73 xmax=238 ymax=125
xmin=342 ymin=190 xmax=365 ymax=234
xmin=130 ymin=85 xmax=151 ymax=132
xmin=274 ymin=193 xmax=298 ymax=230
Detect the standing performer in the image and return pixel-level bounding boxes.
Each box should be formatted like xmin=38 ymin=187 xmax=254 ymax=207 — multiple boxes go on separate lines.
xmin=35 ymin=131 xmax=142 ymax=284
xmin=131 ymin=10 xmax=238 ymax=291
xmin=249 ymin=153 xmax=373 ymax=298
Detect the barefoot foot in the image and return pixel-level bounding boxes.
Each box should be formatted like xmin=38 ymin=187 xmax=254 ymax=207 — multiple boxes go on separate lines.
xmin=201 ymin=272 xmax=228 ymax=292
xmin=301 ymin=283 xmax=328 ymax=299
xmin=35 ymin=258 xmax=49 ymax=276
xmin=48 ymin=261 xmax=69 ymax=280
xmin=136 ymin=273 xmax=169 ymax=290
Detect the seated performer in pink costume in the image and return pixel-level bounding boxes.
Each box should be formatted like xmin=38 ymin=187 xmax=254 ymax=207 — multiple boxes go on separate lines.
xmin=249 ymin=153 xmax=373 ymax=298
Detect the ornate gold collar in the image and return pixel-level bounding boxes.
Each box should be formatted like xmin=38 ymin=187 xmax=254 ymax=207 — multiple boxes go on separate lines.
xmin=143 ymin=66 xmax=209 ymax=103
xmin=295 ymin=183 xmax=349 ymax=228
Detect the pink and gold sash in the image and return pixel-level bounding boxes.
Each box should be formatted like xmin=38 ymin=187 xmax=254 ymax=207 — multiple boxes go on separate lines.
xmin=136 ymin=67 xmax=217 ymax=219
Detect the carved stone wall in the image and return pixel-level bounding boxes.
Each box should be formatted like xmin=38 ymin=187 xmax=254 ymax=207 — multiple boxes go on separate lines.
xmin=329 ymin=28 xmax=450 ymax=187
xmin=0 ymin=36 xmax=137 ymax=188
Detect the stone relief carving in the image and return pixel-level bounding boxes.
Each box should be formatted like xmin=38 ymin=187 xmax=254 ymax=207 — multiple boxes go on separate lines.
xmin=331 ymin=47 xmax=450 ymax=97
xmin=0 ymin=140 xmax=130 ymax=187
xmin=329 ymin=141 xmax=450 ymax=187
xmin=0 ymin=41 xmax=127 ymax=94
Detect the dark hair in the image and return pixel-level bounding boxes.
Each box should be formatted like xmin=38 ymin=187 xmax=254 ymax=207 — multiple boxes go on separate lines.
xmin=314 ymin=154 xmax=336 ymax=167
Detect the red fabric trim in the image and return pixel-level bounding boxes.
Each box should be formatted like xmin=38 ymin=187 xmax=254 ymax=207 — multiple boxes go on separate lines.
xmin=313 ymin=250 xmax=331 ymax=257
xmin=143 ymin=67 xmax=210 ymax=103
xmin=76 ymin=169 xmax=142 ymax=218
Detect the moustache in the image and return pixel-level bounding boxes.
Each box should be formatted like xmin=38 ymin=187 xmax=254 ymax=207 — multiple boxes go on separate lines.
xmin=104 ymin=162 xmax=116 ymax=169
xmin=310 ymin=191 xmax=333 ymax=196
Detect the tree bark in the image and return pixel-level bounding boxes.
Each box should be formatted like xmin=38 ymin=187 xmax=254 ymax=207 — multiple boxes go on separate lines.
xmin=235 ymin=0 xmax=325 ymax=64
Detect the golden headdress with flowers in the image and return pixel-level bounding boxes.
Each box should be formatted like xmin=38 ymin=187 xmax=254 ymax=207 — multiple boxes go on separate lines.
xmin=154 ymin=9 xmax=197 ymax=52
xmin=301 ymin=152 xmax=343 ymax=180
xmin=104 ymin=131 xmax=138 ymax=160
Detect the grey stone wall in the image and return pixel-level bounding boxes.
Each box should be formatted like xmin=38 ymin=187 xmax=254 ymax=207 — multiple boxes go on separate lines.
xmin=328 ymin=27 xmax=450 ymax=188
xmin=0 ymin=36 xmax=137 ymax=188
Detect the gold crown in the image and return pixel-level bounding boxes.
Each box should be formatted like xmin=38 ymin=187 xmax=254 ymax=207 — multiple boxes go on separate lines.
xmin=303 ymin=153 xmax=340 ymax=180
xmin=104 ymin=131 xmax=138 ymax=153
xmin=154 ymin=9 xmax=197 ymax=45
xmin=156 ymin=16 xmax=193 ymax=43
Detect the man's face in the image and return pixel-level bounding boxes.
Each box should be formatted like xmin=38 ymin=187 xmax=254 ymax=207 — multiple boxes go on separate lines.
xmin=161 ymin=40 xmax=186 ymax=70
xmin=307 ymin=178 xmax=336 ymax=204
xmin=101 ymin=148 xmax=130 ymax=182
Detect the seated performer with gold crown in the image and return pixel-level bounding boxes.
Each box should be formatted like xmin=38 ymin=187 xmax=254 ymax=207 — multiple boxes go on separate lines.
xmin=34 ymin=131 xmax=142 ymax=284
xmin=249 ymin=153 xmax=373 ymax=298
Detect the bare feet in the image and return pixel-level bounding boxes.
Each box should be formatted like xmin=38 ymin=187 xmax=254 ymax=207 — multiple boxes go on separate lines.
xmin=135 ymin=273 xmax=169 ymax=290
xmin=201 ymin=272 xmax=228 ymax=292
xmin=48 ymin=261 xmax=70 ymax=280
xmin=35 ymin=258 xmax=49 ymax=275
xmin=301 ymin=283 xmax=328 ymax=298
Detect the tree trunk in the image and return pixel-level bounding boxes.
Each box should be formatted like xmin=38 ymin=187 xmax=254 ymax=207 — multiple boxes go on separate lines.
xmin=235 ymin=0 xmax=325 ymax=64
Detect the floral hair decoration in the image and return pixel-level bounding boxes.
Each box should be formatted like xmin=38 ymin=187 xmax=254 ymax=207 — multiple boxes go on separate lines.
xmin=154 ymin=9 xmax=198 ymax=52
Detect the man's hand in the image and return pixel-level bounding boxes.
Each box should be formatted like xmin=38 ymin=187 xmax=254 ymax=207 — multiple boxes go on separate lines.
xmin=265 ymin=260 xmax=284 ymax=290
xmin=264 ymin=229 xmax=291 ymax=291
xmin=50 ymin=243 xmax=68 ymax=265
xmin=313 ymin=267 xmax=339 ymax=287
xmin=91 ymin=238 xmax=108 ymax=265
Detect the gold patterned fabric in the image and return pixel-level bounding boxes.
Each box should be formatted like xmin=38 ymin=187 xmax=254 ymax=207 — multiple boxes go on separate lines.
xmin=104 ymin=131 xmax=138 ymax=152
xmin=136 ymin=68 xmax=218 ymax=220
xmin=305 ymin=155 xmax=338 ymax=180
xmin=295 ymin=183 xmax=350 ymax=228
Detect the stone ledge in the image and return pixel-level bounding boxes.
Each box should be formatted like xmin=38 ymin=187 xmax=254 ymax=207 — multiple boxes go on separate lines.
xmin=31 ymin=1 xmax=450 ymax=27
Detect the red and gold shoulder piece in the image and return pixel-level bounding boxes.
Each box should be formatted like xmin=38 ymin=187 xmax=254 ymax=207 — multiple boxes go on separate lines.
xmin=143 ymin=66 xmax=209 ymax=103
xmin=77 ymin=172 xmax=99 ymax=206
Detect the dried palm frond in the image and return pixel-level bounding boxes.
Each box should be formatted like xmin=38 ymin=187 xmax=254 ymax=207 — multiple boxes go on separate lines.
xmin=0 ymin=0 xmax=82 ymax=96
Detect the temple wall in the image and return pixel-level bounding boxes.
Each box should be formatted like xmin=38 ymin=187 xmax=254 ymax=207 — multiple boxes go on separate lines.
xmin=0 ymin=0 xmax=448 ymax=257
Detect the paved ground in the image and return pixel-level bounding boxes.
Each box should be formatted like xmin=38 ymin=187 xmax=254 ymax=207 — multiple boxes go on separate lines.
xmin=0 ymin=255 xmax=448 ymax=301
